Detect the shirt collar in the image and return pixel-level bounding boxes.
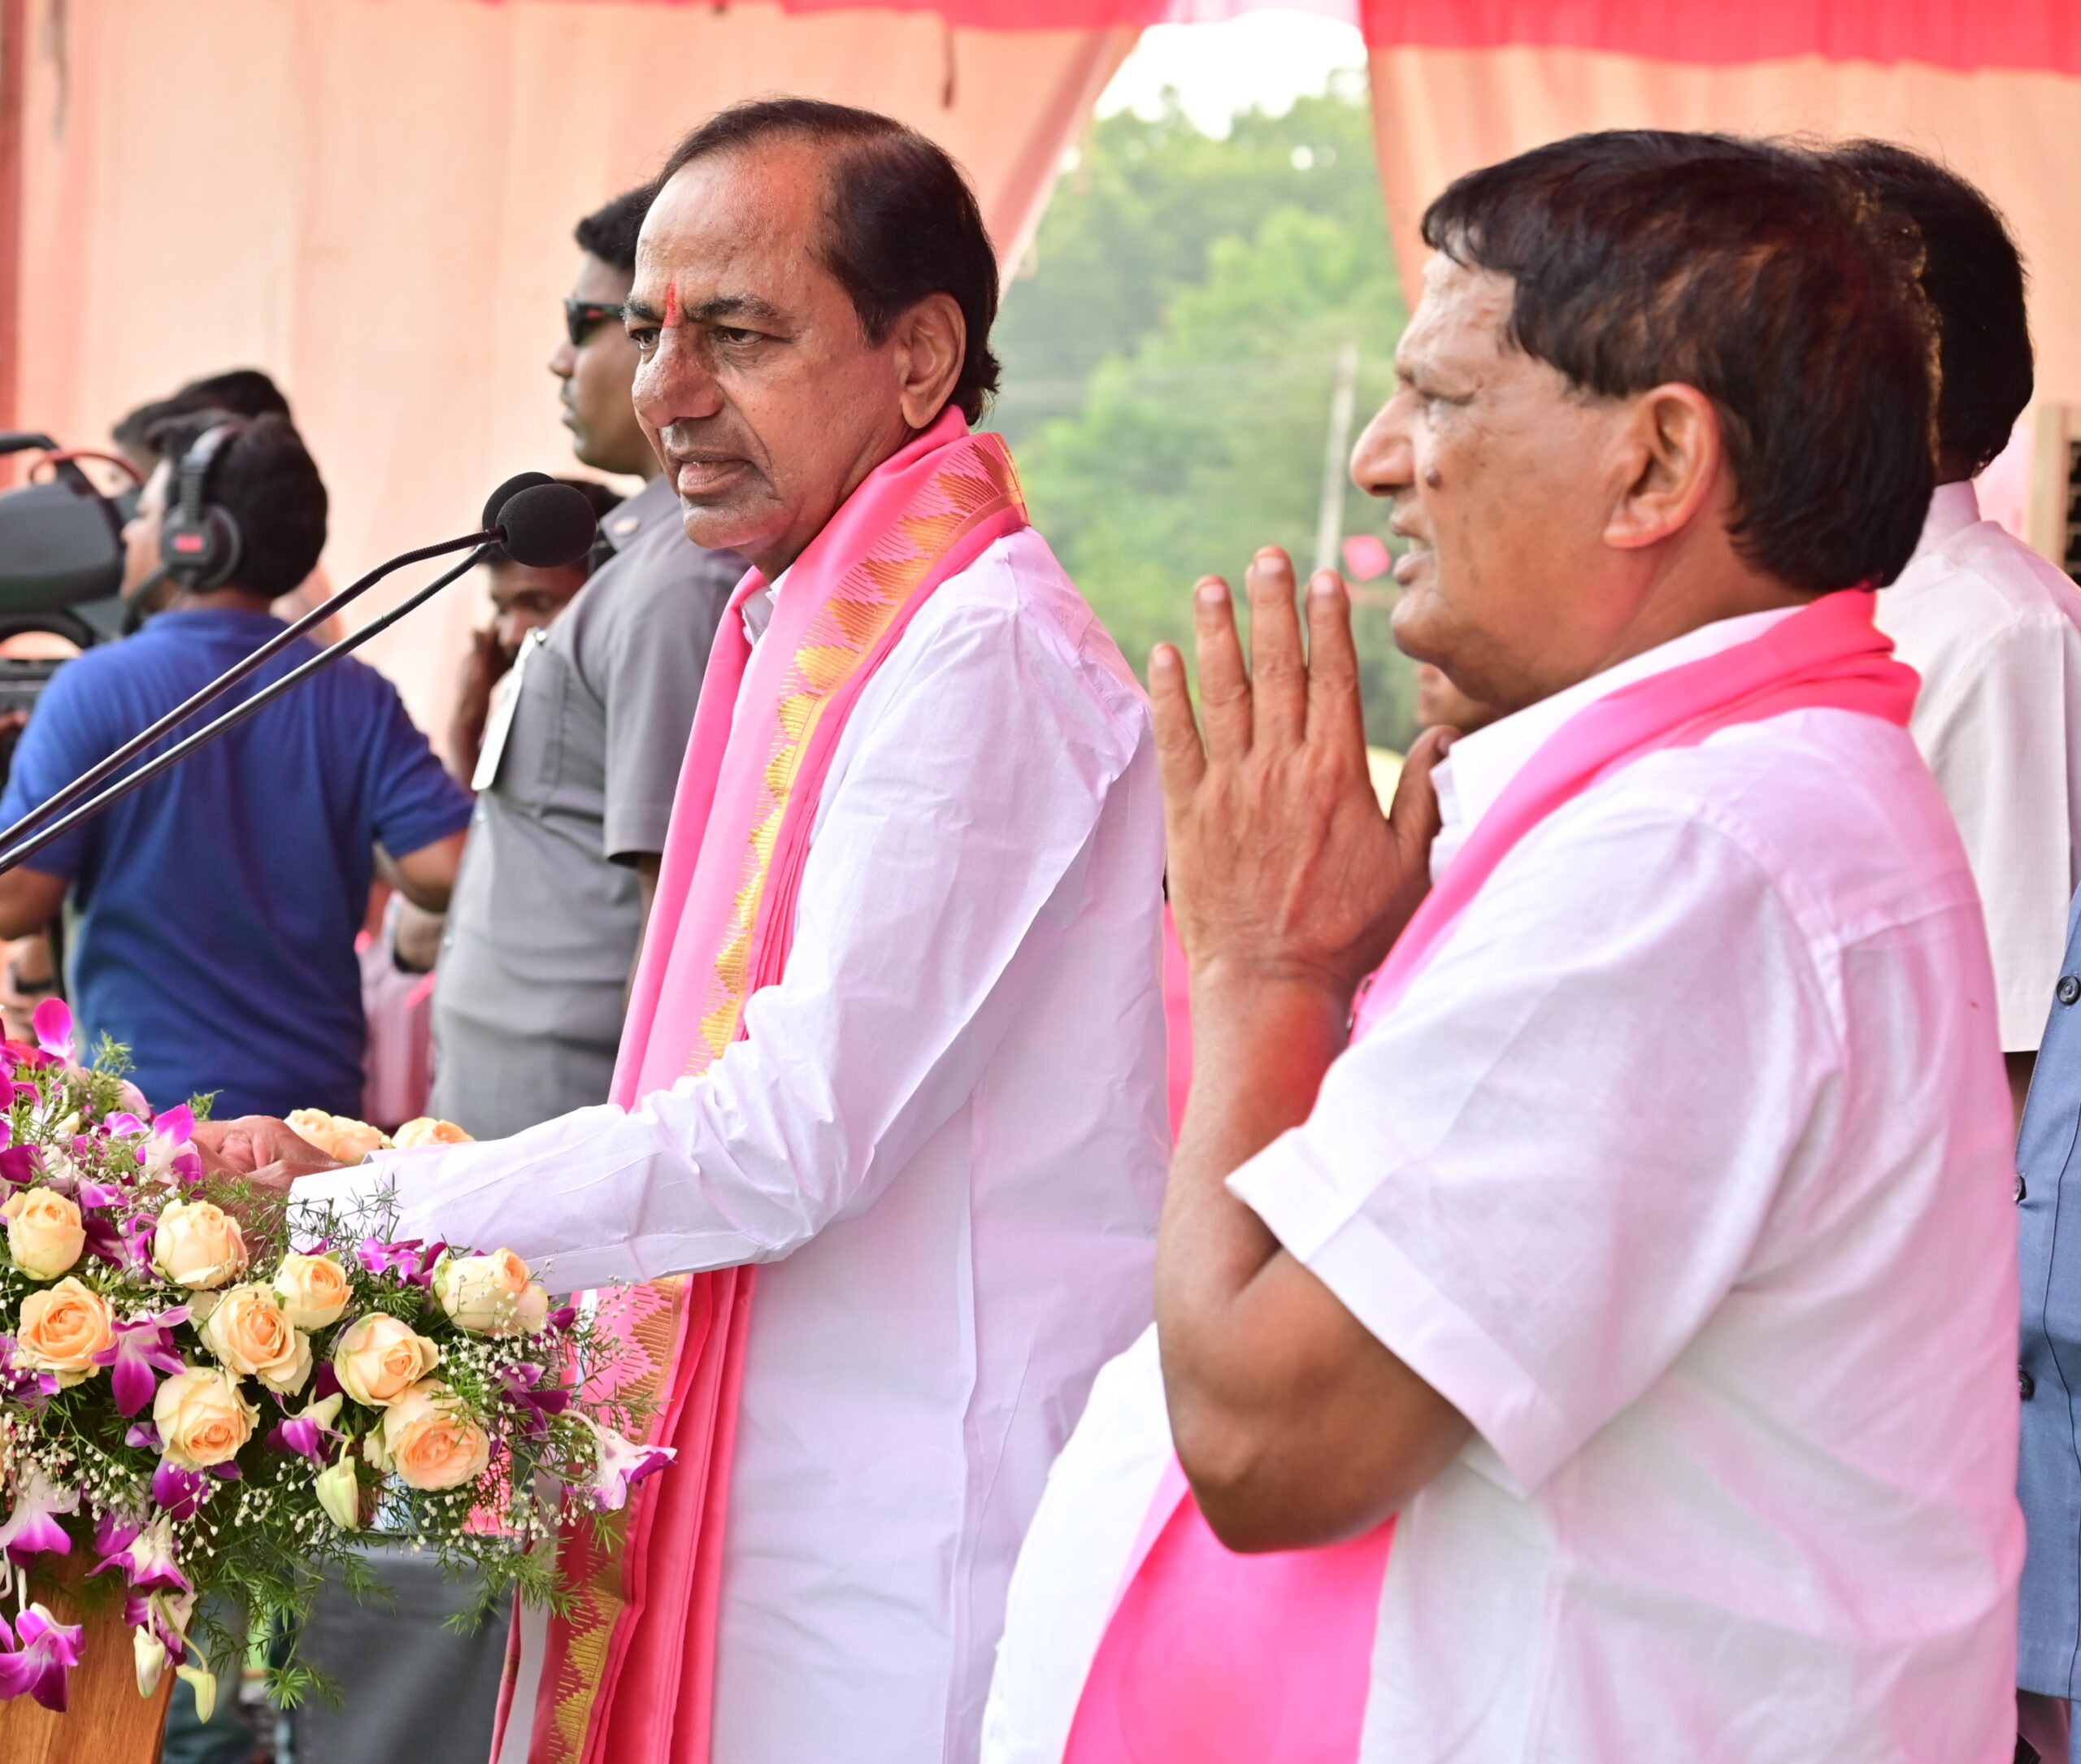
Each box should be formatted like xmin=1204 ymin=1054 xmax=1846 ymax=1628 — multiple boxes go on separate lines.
xmin=741 ymin=567 xmax=788 ymax=645
xmin=1915 ymin=479 xmax=1981 ymax=554
xmin=598 ymin=473 xmax=680 ymax=552
xmin=1430 ymin=604 xmax=1802 ymax=874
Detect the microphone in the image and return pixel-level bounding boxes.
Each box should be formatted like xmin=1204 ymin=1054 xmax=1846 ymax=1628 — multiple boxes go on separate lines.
xmin=0 ymin=480 xmax=599 ymax=875
xmin=0 ymin=473 xmax=558 ymax=852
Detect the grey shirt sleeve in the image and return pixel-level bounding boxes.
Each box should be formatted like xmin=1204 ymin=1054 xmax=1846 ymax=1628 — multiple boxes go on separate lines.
xmin=597 ymin=536 xmax=742 ymax=863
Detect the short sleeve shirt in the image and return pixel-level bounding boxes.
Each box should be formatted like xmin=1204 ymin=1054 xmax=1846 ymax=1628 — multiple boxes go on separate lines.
xmin=1224 ymin=619 xmax=2022 ymax=1760
xmin=1876 ymin=480 xmax=2081 ymax=1052
xmin=432 ymin=476 xmax=741 ymax=1134
xmin=0 ymin=608 xmax=471 ymax=1116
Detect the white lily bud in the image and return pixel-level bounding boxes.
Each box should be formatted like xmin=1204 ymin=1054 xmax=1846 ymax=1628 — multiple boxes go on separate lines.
xmin=315 ymin=1453 xmax=361 ymax=1532
xmin=133 ymin=1627 xmax=167 ymax=1697
xmin=176 ymin=1662 xmax=217 ymax=1724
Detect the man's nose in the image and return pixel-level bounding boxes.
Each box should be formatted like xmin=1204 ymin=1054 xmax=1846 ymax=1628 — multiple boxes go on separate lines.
xmin=548 ymin=340 xmax=576 ymax=381
xmin=1349 ymin=399 xmax=1414 ymax=500
xmin=632 ymin=333 xmax=723 ymax=429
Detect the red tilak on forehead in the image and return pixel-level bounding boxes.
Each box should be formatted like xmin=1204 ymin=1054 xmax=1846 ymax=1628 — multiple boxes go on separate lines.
xmin=663 ymin=283 xmax=680 ymax=327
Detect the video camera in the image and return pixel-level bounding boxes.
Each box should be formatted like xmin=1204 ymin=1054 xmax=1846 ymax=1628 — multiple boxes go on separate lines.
xmin=0 ymin=427 xmax=132 ymax=639
xmin=0 ymin=431 xmax=133 ymax=777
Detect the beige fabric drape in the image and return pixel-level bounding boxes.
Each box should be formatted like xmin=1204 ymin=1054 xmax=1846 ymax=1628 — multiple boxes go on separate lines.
xmin=11 ymin=0 xmax=1132 ymax=725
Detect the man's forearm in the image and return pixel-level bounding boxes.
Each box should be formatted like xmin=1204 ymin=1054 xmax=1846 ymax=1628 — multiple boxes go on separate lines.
xmin=1155 ymin=963 xmax=1349 ymax=1461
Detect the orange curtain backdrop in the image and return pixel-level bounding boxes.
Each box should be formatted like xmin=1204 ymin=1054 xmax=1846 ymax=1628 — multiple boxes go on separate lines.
xmin=1365 ymin=46 xmax=2081 ymax=412
xmin=11 ymin=0 xmax=1132 ymax=727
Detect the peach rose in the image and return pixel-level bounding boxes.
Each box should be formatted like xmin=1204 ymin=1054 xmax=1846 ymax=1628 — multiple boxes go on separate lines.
xmin=331 ymin=1312 xmax=440 ymax=1407
xmin=391 ymin=1118 xmax=472 ymax=1150
xmin=284 ymin=1110 xmax=389 ymax=1166
xmin=271 ymin=1253 xmax=351 ymax=1331
xmin=15 ymin=1275 xmax=115 ymax=1387
xmin=151 ymin=1198 xmax=248 ymax=1291
xmin=432 ymin=1249 xmax=549 ymax=1337
xmin=2 ymin=1187 xmax=84 ymax=1280
xmin=198 ymin=1284 xmax=311 ymax=1395
xmin=381 ymin=1380 xmax=491 ymax=1492
xmin=154 ymin=1366 xmax=257 ymax=1470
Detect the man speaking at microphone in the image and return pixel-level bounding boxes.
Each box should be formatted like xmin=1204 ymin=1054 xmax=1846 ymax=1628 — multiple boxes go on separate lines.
xmin=0 ymin=411 xmax=472 ymax=1119
xmin=204 ymin=98 xmax=1168 ymax=1764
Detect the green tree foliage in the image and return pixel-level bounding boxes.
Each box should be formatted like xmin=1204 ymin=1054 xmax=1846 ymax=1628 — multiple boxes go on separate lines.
xmin=993 ymin=80 xmax=1417 ymax=747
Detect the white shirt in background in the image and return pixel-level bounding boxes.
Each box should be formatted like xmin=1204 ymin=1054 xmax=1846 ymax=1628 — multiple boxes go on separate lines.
xmin=984 ymin=607 xmax=2022 ymax=1764
xmin=306 ymin=528 xmax=1172 ymax=1764
xmin=1878 ymin=479 xmax=2081 ymax=1050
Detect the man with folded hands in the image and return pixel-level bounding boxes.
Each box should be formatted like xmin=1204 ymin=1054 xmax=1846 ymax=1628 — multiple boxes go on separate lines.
xmin=982 ymin=131 xmax=2022 ymax=1764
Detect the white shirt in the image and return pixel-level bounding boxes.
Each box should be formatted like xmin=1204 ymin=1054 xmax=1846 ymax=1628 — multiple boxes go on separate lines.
xmin=1877 ymin=480 xmax=2081 ymax=1049
xmin=310 ymin=528 xmax=1171 ymax=1764
xmin=983 ymin=607 xmax=2022 ymax=1764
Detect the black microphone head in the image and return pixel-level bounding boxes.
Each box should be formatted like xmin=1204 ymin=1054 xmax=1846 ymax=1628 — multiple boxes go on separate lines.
xmin=480 ymin=471 xmax=553 ymax=533
xmin=497 ymin=482 xmax=600 ymax=570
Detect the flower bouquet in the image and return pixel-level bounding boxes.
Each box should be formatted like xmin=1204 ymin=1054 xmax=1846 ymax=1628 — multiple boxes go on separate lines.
xmin=0 ymin=1006 xmax=670 ymax=1761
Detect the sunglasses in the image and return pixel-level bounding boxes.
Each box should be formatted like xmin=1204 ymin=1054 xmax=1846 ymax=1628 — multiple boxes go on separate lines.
xmin=563 ymin=298 xmax=626 ymax=348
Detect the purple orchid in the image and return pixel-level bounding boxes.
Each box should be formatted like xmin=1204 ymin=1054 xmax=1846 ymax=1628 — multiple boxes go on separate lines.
xmin=0 ymin=1470 xmax=78 ymax=1568
xmin=0 ymin=1123 xmax=32 ymax=1189
xmin=545 ymin=1303 xmax=578 ymax=1333
xmin=124 ymin=1420 xmax=163 ymax=1451
xmin=81 ymin=1206 xmax=156 ymax=1275
xmin=150 ymin=1458 xmax=236 ymax=1523
xmin=0 ymin=1335 xmax=59 ymax=1408
xmin=0 ymin=1603 xmax=84 ymax=1710
xmin=31 ymin=998 xmax=75 ymax=1067
xmin=93 ymin=1307 xmax=189 ymax=1417
xmin=265 ymin=1393 xmax=345 ymax=1468
xmin=499 ymin=1366 xmax=571 ymax=1441
xmin=358 ymin=1236 xmax=447 ymax=1287
xmin=582 ymin=1418 xmax=675 ymax=1514
xmin=90 ymin=1514 xmax=189 ymax=1600
xmin=128 ymin=1105 xmax=202 ymax=1188
xmin=93 ymin=1509 xmax=141 ymax=1558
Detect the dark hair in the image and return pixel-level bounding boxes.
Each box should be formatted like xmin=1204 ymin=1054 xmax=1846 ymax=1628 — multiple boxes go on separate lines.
xmin=573 ymin=185 xmax=655 ymax=279
xmin=658 ymin=98 xmax=1001 ymax=424
xmin=146 ymin=411 xmax=328 ymax=599
xmin=1831 ymin=141 xmax=2031 ymax=477
xmin=113 ymin=368 xmax=292 ymax=463
xmin=1422 ymin=131 xmax=1935 ymax=590
xmin=484 ymin=478 xmax=623 ymax=570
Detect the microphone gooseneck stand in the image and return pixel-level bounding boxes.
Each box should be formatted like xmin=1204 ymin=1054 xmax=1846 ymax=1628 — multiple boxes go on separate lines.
xmin=0 ymin=476 xmax=600 ymax=877
xmin=0 ymin=541 xmax=494 ymax=875
xmin=0 ymin=528 xmax=497 ymax=859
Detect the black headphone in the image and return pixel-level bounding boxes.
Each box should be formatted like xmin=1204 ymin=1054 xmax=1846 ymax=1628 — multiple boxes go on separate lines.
xmin=158 ymin=422 xmax=245 ymax=592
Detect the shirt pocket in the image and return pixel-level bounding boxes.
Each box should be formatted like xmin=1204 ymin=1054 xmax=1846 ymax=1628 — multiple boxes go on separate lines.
xmin=491 ymin=635 xmax=574 ymax=811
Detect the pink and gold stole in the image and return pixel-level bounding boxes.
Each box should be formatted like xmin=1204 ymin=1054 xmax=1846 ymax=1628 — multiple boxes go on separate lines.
xmin=1063 ymin=589 xmax=1918 ymax=1764
xmin=491 ymin=408 xmax=1028 ymax=1764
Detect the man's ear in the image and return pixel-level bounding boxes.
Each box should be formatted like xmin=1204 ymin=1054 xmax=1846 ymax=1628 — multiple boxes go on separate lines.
xmin=893 ymin=292 xmax=968 ymax=430
xmin=1604 ymin=384 xmax=1722 ymax=553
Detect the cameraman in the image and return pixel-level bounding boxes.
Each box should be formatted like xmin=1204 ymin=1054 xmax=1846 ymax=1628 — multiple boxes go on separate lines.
xmin=0 ymin=411 xmax=471 ymax=1119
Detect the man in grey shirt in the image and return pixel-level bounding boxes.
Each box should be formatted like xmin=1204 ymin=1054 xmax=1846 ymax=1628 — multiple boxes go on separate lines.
xmin=429 ymin=183 xmax=742 ymax=1138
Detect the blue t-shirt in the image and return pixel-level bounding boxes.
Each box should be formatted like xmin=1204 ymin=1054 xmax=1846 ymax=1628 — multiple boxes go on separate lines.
xmin=0 ymin=609 xmax=472 ymax=1117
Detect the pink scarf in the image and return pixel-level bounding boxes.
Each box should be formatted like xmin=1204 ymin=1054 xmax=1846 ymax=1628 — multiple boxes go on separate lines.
xmin=1065 ymin=590 xmax=1917 ymax=1764
xmin=492 ymin=409 xmax=1029 ymax=1764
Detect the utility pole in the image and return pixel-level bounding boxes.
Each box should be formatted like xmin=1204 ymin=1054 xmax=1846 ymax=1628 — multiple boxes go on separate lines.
xmin=1311 ymin=339 xmax=1361 ymax=576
